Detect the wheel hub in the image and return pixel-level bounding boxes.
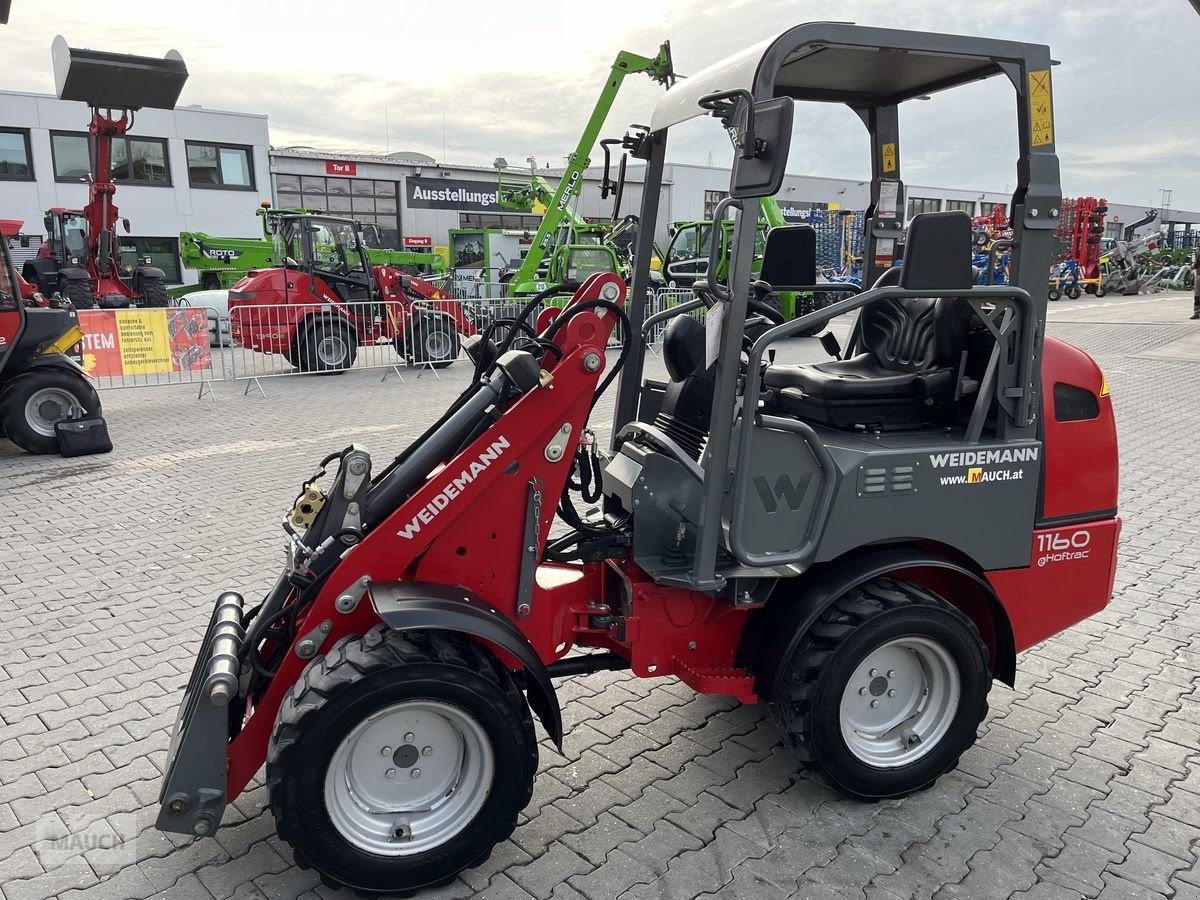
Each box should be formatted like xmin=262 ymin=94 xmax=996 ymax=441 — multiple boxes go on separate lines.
xmin=838 ymin=637 xmax=960 ymax=769
xmin=317 ymin=336 xmax=347 ymax=366
xmin=25 ymin=388 xmax=78 ymax=437
xmin=324 ymin=700 xmax=494 ymax=856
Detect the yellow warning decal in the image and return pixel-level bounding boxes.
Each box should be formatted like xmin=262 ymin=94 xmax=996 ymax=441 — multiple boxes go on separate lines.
xmin=882 ymin=142 xmax=897 ymax=173
xmin=1029 ymin=70 xmax=1053 ymax=147
xmin=1099 ymin=376 xmax=1110 ymax=397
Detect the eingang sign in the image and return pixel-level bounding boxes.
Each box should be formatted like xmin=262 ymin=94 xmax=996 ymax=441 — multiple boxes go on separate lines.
xmin=407 ymin=176 xmax=502 ymax=211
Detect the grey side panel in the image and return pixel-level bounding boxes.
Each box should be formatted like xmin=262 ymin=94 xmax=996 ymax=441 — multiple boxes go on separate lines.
xmin=815 ymin=438 xmax=1041 ymax=570
xmin=370 ymin=582 xmax=563 ymax=751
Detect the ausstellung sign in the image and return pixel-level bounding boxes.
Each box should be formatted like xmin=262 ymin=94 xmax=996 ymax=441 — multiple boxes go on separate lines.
xmin=407 ymin=176 xmax=502 ymax=211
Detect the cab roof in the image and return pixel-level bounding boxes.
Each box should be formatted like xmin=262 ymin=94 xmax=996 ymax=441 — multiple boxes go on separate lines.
xmin=651 ymin=23 xmax=1052 ymax=131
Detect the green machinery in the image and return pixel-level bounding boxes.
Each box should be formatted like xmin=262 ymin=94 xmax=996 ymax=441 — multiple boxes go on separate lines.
xmin=498 ymin=43 xmax=674 ymax=298
xmin=174 ymin=204 xmax=444 ymax=295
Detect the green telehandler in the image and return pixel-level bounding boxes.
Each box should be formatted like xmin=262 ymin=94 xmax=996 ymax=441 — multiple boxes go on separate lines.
xmin=173 ymin=203 xmax=444 ymax=296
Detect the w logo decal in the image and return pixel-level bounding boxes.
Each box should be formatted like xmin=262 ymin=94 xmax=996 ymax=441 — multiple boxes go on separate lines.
xmin=752 ymin=473 xmax=815 ymax=513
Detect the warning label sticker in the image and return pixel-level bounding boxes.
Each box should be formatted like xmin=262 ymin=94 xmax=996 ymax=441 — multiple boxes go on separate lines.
xmin=882 ymin=142 xmax=897 ymax=173
xmin=1029 ymin=70 xmax=1053 ymax=147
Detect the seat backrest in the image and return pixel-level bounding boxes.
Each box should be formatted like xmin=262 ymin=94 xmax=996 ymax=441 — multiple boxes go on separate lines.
xmin=861 ymin=211 xmax=974 ymax=373
xmin=759 ymin=224 xmax=816 ymax=289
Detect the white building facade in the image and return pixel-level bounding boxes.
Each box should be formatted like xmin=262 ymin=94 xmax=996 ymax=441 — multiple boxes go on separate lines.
xmin=0 ymin=89 xmax=270 ymax=285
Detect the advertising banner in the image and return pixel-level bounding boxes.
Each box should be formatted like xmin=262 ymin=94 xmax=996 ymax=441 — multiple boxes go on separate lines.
xmin=78 ymin=308 xmax=212 ymax=378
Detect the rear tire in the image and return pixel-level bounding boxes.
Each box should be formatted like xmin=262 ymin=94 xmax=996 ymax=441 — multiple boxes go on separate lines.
xmin=1047 ymin=288 xmax=1061 ymax=302
xmin=296 ymin=320 xmax=357 ymax=374
xmin=267 ymin=628 xmax=537 ymax=898
xmin=769 ymin=577 xmax=990 ymax=800
xmin=0 ymin=369 xmax=102 ymax=454
xmin=63 ymin=278 xmax=96 ymax=310
xmin=1065 ymin=285 xmax=1082 ymax=300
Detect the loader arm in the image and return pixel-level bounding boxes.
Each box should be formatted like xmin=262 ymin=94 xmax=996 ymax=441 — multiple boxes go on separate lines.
xmin=508 ymin=43 xmax=673 ymax=296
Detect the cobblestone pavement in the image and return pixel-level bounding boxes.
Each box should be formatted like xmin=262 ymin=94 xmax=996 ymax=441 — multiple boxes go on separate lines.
xmin=1 ymin=295 xmax=1198 ymax=900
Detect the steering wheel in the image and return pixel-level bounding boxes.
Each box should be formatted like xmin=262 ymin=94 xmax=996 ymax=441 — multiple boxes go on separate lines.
xmin=692 ymin=282 xmax=785 ymax=324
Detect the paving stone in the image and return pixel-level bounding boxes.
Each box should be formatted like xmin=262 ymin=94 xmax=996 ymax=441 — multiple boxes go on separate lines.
xmin=567 ymin=849 xmax=656 ymax=898
xmin=619 ymin=820 xmax=704 ymax=877
xmin=506 ymin=842 xmax=590 ymax=898
xmin=621 ymin=826 xmax=765 ymax=900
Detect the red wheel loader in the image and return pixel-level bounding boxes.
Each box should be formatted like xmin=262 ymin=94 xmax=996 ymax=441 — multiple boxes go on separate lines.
xmin=21 ymin=38 xmax=188 ymax=309
xmin=158 ymin=24 xmax=1120 ymax=896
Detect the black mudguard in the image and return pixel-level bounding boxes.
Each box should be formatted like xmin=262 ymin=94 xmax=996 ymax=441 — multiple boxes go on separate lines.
xmin=135 ymin=265 xmax=167 ymax=281
xmin=369 ymin=581 xmax=564 ymax=751
xmin=25 ymin=352 xmax=91 ymax=379
xmin=749 ymin=548 xmax=1016 ymax=702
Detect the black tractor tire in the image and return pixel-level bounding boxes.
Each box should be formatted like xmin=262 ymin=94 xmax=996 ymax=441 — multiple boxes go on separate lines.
xmin=1047 ymin=288 xmax=1061 ymax=302
xmin=63 ymin=278 xmax=96 ymax=310
xmin=1065 ymin=285 xmax=1082 ymax=300
xmin=769 ymin=577 xmax=991 ymax=800
xmin=1095 ymin=284 xmax=1108 ymax=298
xmin=296 ymin=319 xmax=357 ymax=374
xmin=267 ymin=627 xmax=537 ymax=898
xmin=407 ymin=316 xmax=460 ymax=369
xmin=1084 ymin=283 xmax=1097 ymax=295
xmin=139 ymin=278 xmax=170 ymax=308
xmin=0 ymin=369 xmax=102 ymax=455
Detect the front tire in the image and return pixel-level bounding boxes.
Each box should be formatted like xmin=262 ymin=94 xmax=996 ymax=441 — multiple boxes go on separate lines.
xmin=407 ymin=317 xmax=460 ymax=369
xmin=0 ymin=369 xmax=102 ymax=454
xmin=296 ymin=320 xmax=357 ymax=374
xmin=63 ymin=278 xmax=96 ymax=310
xmin=1048 ymin=288 xmax=1061 ymax=302
xmin=268 ymin=628 xmax=537 ymax=898
xmin=139 ymin=278 xmax=170 ymax=308
xmin=769 ymin=577 xmax=990 ymax=800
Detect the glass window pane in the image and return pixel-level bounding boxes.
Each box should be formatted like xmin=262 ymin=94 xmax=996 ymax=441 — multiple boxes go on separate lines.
xmin=187 ymin=144 xmax=220 ymax=185
xmin=135 ymin=237 xmax=181 ymax=282
xmin=301 ymin=192 xmax=327 ymax=210
xmin=352 ymin=194 xmax=375 ymax=213
xmin=375 ymin=196 xmax=397 ymax=214
xmin=351 ymin=179 xmax=374 ymax=196
xmin=301 ymin=176 xmax=326 ymax=194
xmin=327 ymin=194 xmax=352 ymax=212
xmin=109 ymin=138 xmax=130 ymax=181
xmin=276 ymin=174 xmax=301 ymax=193
xmin=374 ymin=180 xmax=396 ymax=199
xmin=52 ymin=134 xmax=90 ymax=181
xmin=326 ymin=177 xmax=350 ymax=195
xmin=130 ymin=139 xmax=167 ymax=183
xmin=0 ymin=131 xmax=30 ymax=177
xmin=219 ymin=147 xmax=251 ymax=186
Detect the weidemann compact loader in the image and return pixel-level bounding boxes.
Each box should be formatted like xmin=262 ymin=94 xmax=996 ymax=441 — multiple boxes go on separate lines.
xmin=157 ymin=23 xmax=1121 ymax=897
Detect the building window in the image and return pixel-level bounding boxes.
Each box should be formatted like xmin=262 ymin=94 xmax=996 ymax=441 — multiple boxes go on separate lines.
xmin=118 ymin=236 xmax=182 ymax=284
xmin=907 ymin=197 xmax=941 ymax=219
xmin=277 ymin=174 xmax=402 ymax=245
xmin=186 ymin=142 xmax=254 ymax=189
xmin=944 ymin=200 xmax=974 ymax=214
xmin=51 ymin=132 xmax=170 ymax=185
xmin=978 ymin=201 xmax=998 ymax=217
xmin=459 ymin=213 xmax=541 ymax=230
xmin=0 ymin=128 xmax=33 ymax=179
xmin=703 ymin=190 xmax=727 ymax=220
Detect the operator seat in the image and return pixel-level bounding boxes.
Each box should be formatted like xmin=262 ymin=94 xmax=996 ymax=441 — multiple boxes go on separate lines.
xmin=764 ymin=211 xmax=975 ymax=430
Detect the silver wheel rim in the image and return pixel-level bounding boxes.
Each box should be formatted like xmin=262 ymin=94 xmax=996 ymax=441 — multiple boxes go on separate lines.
xmin=323 ymin=700 xmax=494 ymax=856
xmin=25 ymin=387 xmax=77 ymax=437
xmin=316 ymin=334 xmax=349 ymax=366
xmin=424 ymin=329 xmax=453 ymax=360
xmin=839 ymin=636 xmax=961 ymax=768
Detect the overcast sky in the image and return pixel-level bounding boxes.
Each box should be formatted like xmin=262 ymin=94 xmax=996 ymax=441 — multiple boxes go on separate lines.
xmin=6 ymin=0 xmax=1199 ymax=210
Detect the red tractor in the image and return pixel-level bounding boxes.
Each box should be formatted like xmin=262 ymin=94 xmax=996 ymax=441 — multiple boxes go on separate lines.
xmin=158 ymin=25 xmax=1121 ymax=897
xmin=0 ymin=219 xmax=101 ymax=453
xmin=20 ymin=38 xmax=187 ymax=309
xmin=228 ymin=213 xmax=475 ymax=372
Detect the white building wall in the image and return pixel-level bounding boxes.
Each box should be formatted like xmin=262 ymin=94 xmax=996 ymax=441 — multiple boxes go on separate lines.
xmin=0 ymin=90 xmax=270 ymax=286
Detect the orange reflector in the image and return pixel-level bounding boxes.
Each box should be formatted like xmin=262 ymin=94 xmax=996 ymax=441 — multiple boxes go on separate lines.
xmin=1099 ymin=376 xmax=1110 ymax=397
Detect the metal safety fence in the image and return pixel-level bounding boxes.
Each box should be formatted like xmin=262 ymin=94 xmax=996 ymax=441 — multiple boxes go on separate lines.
xmin=75 ymin=287 xmax=717 ymax=400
